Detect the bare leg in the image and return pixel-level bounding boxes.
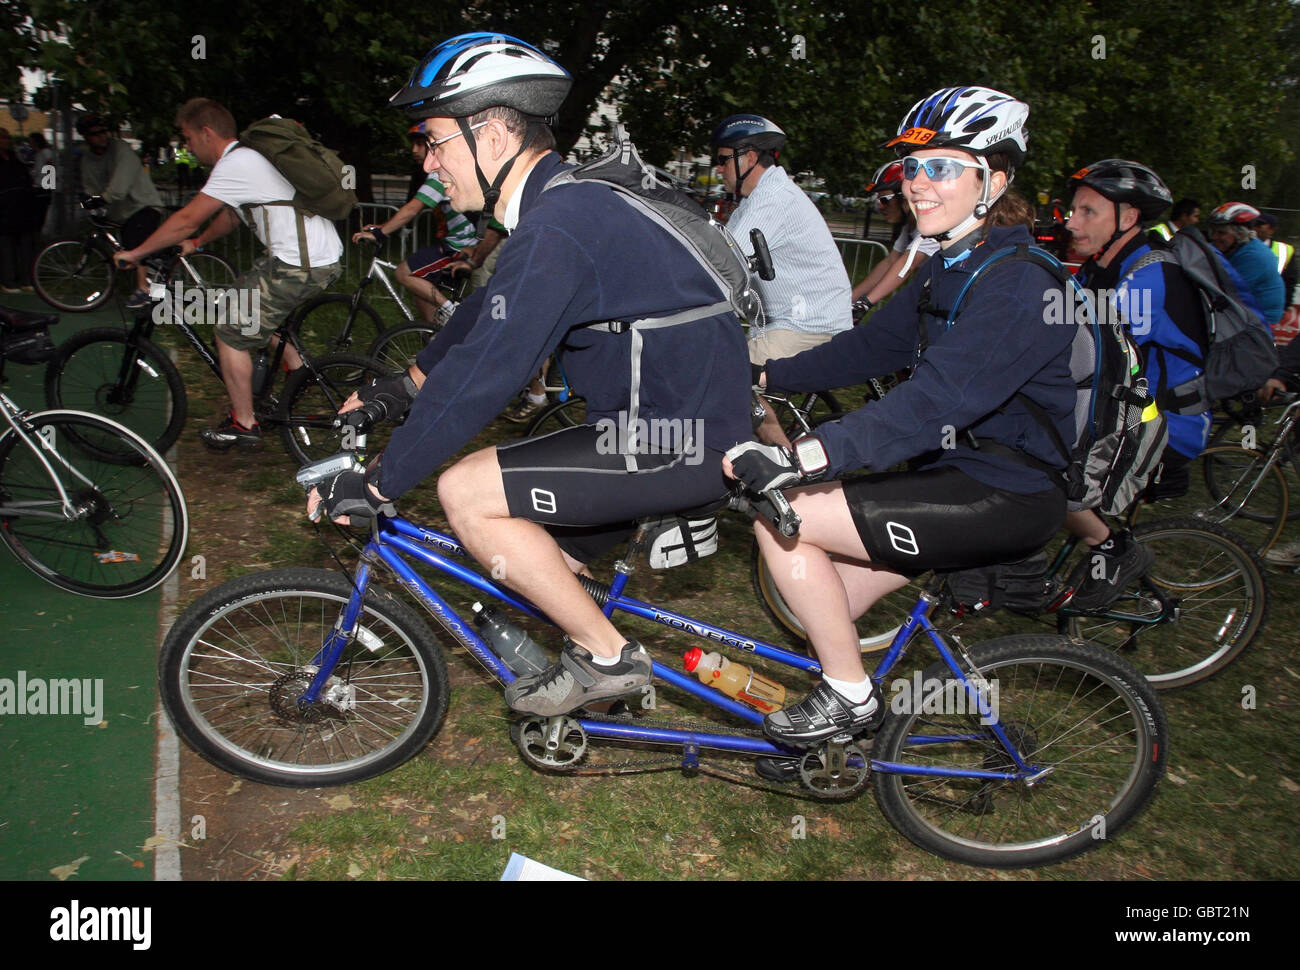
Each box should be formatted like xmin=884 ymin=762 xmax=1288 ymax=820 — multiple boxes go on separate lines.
xmin=438 ymin=447 xmax=626 ymax=657
xmin=1066 ymin=508 xmax=1109 ymax=546
xmin=753 ymin=481 xmax=899 ymax=682
xmin=216 ymin=336 xmax=256 ymax=428
xmin=396 ymin=261 xmax=443 ymax=324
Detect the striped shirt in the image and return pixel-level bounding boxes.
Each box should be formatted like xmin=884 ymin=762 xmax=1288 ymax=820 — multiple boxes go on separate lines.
xmin=725 ymin=165 xmax=852 ymax=336
xmin=415 ymin=174 xmax=478 ymax=250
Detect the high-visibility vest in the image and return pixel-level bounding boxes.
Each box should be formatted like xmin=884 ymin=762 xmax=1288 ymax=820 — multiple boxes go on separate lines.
xmin=1268 ymin=239 xmax=1295 ymax=274
xmin=1149 ymin=222 xmax=1173 ymax=241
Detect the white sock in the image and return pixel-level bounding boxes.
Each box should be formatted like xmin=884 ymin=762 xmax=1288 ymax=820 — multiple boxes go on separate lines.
xmin=526 ymin=391 xmax=547 ymax=405
xmin=588 ymin=650 xmax=622 ymax=667
xmin=823 ymin=674 xmax=874 ymax=705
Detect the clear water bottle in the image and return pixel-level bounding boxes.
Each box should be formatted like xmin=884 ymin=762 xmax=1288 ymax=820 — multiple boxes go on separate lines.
xmin=472 ymin=603 xmax=550 ymax=676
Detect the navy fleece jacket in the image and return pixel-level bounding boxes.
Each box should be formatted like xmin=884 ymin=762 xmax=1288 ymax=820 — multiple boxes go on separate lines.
xmin=765 ymin=224 xmax=1076 ymax=493
xmin=378 ymin=152 xmax=752 ymax=499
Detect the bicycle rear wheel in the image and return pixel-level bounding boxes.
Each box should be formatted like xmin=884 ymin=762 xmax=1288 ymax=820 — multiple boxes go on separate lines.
xmin=32 ymin=239 xmax=116 ymax=312
xmin=43 ymin=328 xmax=188 ymax=460
xmin=279 ymin=354 xmax=393 ymax=465
xmin=366 ymin=322 xmax=438 ymax=374
xmin=873 ymin=635 xmax=1167 ymax=868
xmin=0 ymin=409 xmax=188 ymax=597
xmin=1065 ymin=518 xmax=1267 ymax=689
xmin=159 ymin=568 xmax=449 ymax=787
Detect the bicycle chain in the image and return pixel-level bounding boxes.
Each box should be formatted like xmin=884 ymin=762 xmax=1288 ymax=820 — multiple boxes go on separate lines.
xmin=522 ymin=708 xmax=830 ymax=796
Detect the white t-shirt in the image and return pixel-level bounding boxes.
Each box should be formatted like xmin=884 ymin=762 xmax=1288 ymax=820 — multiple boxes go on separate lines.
xmin=201 ymin=142 xmax=342 ymax=267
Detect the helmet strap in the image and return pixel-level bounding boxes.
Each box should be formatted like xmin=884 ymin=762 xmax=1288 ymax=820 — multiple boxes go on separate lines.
xmin=458 ymin=115 xmax=529 ymax=226
xmin=734 ymin=147 xmax=763 ymax=198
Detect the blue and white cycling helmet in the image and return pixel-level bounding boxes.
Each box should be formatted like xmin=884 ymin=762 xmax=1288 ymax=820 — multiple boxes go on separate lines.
xmin=390 ymin=33 xmax=572 ymax=219
xmin=883 ymin=86 xmax=1029 ymax=241
xmin=390 ymin=33 xmax=572 ymax=120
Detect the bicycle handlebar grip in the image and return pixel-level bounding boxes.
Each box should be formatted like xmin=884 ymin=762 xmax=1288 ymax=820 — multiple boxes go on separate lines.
xmin=749 ymin=228 xmax=775 ymax=282
xmin=341 ymin=402 xmax=381 ymax=435
xmin=81 ymin=196 xmax=107 ymax=210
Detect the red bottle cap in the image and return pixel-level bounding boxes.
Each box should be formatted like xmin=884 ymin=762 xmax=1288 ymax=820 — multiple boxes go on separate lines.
xmin=682 ymin=647 xmax=702 ymax=672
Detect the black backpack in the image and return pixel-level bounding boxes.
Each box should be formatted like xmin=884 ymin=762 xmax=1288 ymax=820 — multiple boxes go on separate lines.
xmin=940 ymin=244 xmax=1168 ymax=516
xmin=1132 ymin=226 xmax=1278 ymax=405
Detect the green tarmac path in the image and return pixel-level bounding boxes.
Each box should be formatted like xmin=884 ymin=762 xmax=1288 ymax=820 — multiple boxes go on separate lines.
xmin=1 ymin=293 xmax=164 ymax=881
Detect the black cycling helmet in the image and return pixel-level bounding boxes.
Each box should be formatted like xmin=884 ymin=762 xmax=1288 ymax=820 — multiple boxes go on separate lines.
xmin=389 ymin=32 xmax=571 ymax=121
xmin=390 ymin=33 xmax=572 ymax=220
xmin=1067 ymin=159 xmax=1172 ymax=221
xmin=711 ymin=114 xmax=785 ymax=197
xmin=76 ymin=114 xmax=110 ymax=137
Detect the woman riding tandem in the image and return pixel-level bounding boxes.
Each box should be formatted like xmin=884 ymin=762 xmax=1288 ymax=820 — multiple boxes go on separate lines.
xmin=727 ymin=87 xmax=1077 ymax=759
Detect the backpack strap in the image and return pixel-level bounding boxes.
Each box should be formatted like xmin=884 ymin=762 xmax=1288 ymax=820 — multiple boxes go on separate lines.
xmin=240 ymin=199 xmax=313 ymax=269
xmin=1122 ymin=248 xmax=1210 ymax=414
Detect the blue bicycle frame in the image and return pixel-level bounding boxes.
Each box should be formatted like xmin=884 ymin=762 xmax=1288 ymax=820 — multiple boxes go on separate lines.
xmin=298 ymin=514 xmax=1039 ymax=781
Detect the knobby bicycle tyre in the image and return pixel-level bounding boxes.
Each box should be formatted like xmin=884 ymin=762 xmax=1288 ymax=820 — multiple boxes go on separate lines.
xmin=1065 ymin=517 xmax=1268 ymax=689
xmin=0 ymin=409 xmax=188 ymax=597
xmin=159 ymin=568 xmax=450 ymax=787
xmin=32 ymin=239 xmax=116 ymax=312
xmin=292 ymin=293 xmax=386 ymax=360
xmin=279 ymin=353 xmax=394 ymax=465
xmin=43 ymin=328 xmax=188 ymax=460
xmin=873 ymin=634 xmax=1166 ymax=868
xmin=366 ymin=322 xmax=438 ymax=375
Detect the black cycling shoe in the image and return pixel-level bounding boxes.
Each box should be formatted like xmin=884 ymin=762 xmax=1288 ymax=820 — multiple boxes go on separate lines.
xmin=753 ymin=755 xmax=802 ymax=784
xmin=762 ymin=681 xmax=882 ymax=749
xmin=1065 ymin=533 xmax=1154 ymax=611
xmin=199 ymin=413 xmax=263 ymax=451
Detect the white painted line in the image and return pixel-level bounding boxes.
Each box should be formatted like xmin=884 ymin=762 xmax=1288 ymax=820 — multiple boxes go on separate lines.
xmin=154 ymin=356 xmax=183 ymax=881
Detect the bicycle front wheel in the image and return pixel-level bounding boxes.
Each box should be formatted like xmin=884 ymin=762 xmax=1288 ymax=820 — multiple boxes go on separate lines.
xmin=178 ymin=251 xmax=238 ymax=292
xmin=366 ymin=322 xmax=438 ymax=374
xmin=279 ymin=353 xmax=394 ymax=465
xmin=44 ymin=328 xmax=188 ymax=459
xmin=873 ymin=635 xmax=1167 ymax=868
xmin=32 ymin=239 xmax=116 ymax=312
xmin=0 ymin=409 xmax=188 ymax=597
xmin=1066 ymin=517 xmax=1267 ymax=689
xmin=159 ymin=568 xmax=450 ymax=787
xmin=292 ymin=293 xmax=386 ymax=359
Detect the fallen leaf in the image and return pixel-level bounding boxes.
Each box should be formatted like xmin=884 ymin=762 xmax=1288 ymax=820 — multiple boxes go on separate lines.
xmin=1280 ymin=777 xmax=1299 ymax=793
xmin=1167 ymin=771 xmax=1188 ymax=786
xmin=467 ymin=792 xmax=488 ymax=803
xmin=346 ymin=862 xmax=363 ymax=878
xmin=96 ymin=720 xmax=108 ymax=729
xmin=142 ymin=833 xmax=171 ymax=852
xmin=50 ymin=856 xmax=90 ymax=881
xmin=132 ymin=860 xmax=144 ymax=869
xmin=226 ymin=780 xmax=242 ymax=795
xmin=326 ymin=795 xmax=354 ymax=810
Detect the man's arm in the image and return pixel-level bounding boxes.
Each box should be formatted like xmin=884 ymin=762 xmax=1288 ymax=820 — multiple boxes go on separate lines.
xmin=354 ymin=195 xmax=425 ymax=243
xmin=186 ymin=207 xmax=240 ymax=253
xmin=114 ymin=191 xmax=226 ymax=267
xmin=451 ymin=226 xmax=505 ymax=276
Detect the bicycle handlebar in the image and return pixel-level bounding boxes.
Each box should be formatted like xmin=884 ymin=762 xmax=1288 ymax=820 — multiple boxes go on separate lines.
xmin=729 ymin=484 xmax=802 ymax=537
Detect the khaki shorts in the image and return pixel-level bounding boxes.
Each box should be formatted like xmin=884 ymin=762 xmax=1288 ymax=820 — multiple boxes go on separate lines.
xmin=469 ymin=237 xmax=503 ymax=291
xmin=215 ymin=255 xmax=341 ymax=351
xmin=747 ymin=327 xmax=835 ymax=366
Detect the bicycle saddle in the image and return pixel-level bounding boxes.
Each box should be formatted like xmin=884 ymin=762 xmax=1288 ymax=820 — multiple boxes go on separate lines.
xmin=0 ymin=306 xmax=59 ymax=331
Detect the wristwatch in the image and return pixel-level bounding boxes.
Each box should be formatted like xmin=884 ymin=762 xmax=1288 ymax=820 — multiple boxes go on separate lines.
xmin=792 ymin=435 xmax=830 ymax=480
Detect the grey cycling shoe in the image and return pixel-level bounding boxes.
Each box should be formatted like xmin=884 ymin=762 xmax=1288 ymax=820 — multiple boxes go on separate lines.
xmin=763 ymin=681 xmax=881 ymax=748
xmin=505 ymin=639 xmax=652 ymax=716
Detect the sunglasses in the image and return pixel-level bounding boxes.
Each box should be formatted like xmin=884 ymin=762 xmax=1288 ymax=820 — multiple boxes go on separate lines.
xmin=901 ymin=155 xmax=984 ymax=182
xmin=425 ymin=121 xmax=489 ymax=155
xmin=714 ymin=150 xmax=748 ymax=166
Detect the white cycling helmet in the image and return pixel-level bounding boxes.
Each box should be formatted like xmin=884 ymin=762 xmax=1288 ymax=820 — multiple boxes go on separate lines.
xmin=390 ymin=33 xmax=572 ymax=120
xmin=885 ymin=85 xmax=1029 ymax=165
xmin=885 ymin=85 xmax=1029 ymax=243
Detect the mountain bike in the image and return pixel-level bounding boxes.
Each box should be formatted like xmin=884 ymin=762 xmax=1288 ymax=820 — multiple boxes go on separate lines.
xmin=41 ymin=252 xmax=392 ymax=465
xmin=754 ymin=513 xmax=1267 ymax=690
xmin=1 ymin=311 xmax=188 ymax=597
xmin=158 ymin=427 xmax=1167 ymax=869
xmin=31 ymin=197 xmax=236 ymax=313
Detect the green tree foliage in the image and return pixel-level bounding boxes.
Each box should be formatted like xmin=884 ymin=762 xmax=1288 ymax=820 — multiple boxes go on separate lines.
xmin=11 ymin=0 xmax=1299 ymax=214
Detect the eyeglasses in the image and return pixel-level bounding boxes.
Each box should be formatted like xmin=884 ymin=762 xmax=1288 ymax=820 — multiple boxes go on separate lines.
xmin=425 ymin=121 xmax=489 ymax=156
xmin=901 ymin=155 xmax=984 ymax=182
xmin=875 ymin=192 xmax=900 ymax=206
xmin=714 ymin=150 xmax=746 ymax=166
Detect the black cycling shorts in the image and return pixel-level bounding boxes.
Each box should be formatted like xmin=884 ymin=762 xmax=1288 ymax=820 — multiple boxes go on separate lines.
xmin=122 ymin=208 xmax=161 ymax=250
xmin=407 ymin=241 xmax=462 ymax=283
xmin=841 ymin=465 xmax=1065 ymax=573
xmin=496 ymin=424 xmax=730 ymax=564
